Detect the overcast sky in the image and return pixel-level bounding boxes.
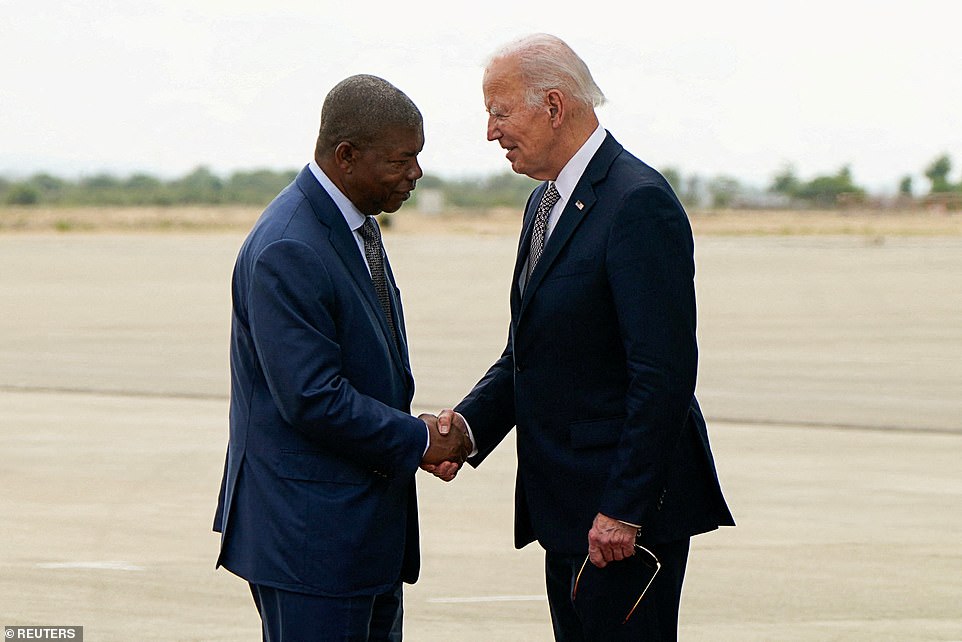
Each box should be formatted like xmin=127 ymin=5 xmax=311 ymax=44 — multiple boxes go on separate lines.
xmin=3 ymin=0 xmax=960 ymax=192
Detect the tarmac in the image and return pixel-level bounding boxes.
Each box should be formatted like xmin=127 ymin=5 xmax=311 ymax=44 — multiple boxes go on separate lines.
xmin=1 ymin=228 xmax=960 ymax=641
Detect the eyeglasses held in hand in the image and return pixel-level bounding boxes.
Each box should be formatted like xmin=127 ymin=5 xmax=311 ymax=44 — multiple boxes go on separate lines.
xmin=572 ymin=543 xmax=662 ymax=625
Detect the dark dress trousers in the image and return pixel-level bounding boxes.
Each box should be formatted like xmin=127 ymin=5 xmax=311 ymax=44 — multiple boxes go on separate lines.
xmin=457 ymin=131 xmax=734 ymax=554
xmin=213 ymin=166 xmax=427 ymax=601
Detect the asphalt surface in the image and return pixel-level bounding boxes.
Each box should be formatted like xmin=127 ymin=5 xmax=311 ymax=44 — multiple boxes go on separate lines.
xmin=1 ymin=230 xmax=960 ymax=641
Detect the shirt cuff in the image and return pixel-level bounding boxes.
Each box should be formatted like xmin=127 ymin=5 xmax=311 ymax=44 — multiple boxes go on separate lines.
xmin=457 ymin=412 xmax=479 ymax=458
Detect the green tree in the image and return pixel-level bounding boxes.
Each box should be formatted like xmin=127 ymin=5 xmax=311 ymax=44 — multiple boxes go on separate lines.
xmin=440 ymin=171 xmax=536 ymax=208
xmin=5 ymin=183 xmax=41 ymax=205
xmin=793 ymin=165 xmax=864 ymax=207
xmin=924 ymin=154 xmax=953 ymax=193
xmin=769 ymin=165 xmax=799 ymax=195
xmin=225 ymin=169 xmax=297 ymax=204
xmin=171 ymin=166 xmax=224 ymax=204
xmin=707 ymin=176 xmax=741 ymax=208
xmin=898 ymin=175 xmax=913 ymax=197
xmin=21 ymin=173 xmax=68 ymax=204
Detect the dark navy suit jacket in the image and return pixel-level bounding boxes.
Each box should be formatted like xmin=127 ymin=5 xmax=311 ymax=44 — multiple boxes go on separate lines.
xmin=457 ymin=133 xmax=734 ymax=554
xmin=214 ymin=166 xmax=427 ymax=596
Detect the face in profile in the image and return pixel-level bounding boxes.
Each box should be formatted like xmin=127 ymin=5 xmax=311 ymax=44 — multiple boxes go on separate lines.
xmin=343 ymin=125 xmax=424 ymax=216
xmin=483 ymin=56 xmax=557 ymax=181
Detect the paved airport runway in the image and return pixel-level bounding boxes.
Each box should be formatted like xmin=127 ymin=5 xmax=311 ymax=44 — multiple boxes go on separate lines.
xmin=1 ymin=229 xmax=960 ymax=640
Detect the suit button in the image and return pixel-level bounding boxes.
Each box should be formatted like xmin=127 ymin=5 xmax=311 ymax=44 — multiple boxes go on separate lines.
xmin=515 ymin=363 xmax=523 ymax=373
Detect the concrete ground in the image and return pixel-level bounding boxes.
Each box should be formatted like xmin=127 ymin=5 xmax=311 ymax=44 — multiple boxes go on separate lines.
xmin=1 ymin=228 xmax=960 ymax=640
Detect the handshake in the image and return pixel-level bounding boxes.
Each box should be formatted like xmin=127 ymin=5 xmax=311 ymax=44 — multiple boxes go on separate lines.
xmin=418 ymin=409 xmax=472 ymax=482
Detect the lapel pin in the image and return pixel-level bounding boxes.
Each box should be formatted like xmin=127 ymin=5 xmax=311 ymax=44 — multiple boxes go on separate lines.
xmin=575 ymin=200 xmax=584 ymax=210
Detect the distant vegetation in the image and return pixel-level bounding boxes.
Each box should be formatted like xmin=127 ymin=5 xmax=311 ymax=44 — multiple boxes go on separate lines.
xmin=2 ymin=154 xmax=960 ymax=210
xmin=663 ymin=154 xmax=962 ymax=210
xmin=0 ymin=167 xmax=299 ymax=207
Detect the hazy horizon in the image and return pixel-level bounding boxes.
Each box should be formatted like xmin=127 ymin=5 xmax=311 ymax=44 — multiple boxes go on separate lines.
xmin=4 ymin=0 xmax=960 ymax=194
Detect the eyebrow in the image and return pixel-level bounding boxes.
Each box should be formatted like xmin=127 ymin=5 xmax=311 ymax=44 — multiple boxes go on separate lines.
xmin=391 ymin=148 xmax=421 ymax=159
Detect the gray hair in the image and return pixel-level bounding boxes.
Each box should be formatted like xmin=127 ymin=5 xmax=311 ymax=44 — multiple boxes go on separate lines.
xmin=316 ymin=74 xmax=422 ymax=153
xmin=488 ymin=34 xmax=606 ymax=110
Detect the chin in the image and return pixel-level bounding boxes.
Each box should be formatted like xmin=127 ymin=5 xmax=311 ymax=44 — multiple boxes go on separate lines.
xmin=380 ymin=203 xmax=403 ymax=214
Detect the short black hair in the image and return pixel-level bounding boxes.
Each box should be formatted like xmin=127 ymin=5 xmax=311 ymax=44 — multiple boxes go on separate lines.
xmin=315 ymin=74 xmax=422 ymax=154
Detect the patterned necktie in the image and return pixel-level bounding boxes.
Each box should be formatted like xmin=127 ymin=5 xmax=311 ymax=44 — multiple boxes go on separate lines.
xmin=358 ymin=216 xmax=399 ymax=348
xmin=527 ymin=181 xmax=561 ymax=280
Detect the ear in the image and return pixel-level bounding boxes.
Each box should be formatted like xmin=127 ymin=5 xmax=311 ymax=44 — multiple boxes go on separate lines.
xmin=334 ymin=141 xmax=358 ymax=172
xmin=546 ymin=90 xmax=565 ymax=129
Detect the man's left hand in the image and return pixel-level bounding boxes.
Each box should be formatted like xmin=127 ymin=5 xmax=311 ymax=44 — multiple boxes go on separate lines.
xmin=588 ymin=513 xmax=638 ymax=568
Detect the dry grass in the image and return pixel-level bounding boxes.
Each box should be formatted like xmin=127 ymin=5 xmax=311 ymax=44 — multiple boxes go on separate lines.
xmin=688 ymin=208 xmax=962 ymax=237
xmin=1 ymin=204 xmax=960 ymax=237
xmin=0 ymin=205 xmax=263 ymax=233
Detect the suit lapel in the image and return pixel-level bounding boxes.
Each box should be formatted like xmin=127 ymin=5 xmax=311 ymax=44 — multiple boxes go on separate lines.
xmin=296 ymin=168 xmax=411 ymax=384
xmin=510 ymin=186 xmax=543 ymax=312
xmin=516 ymin=134 xmax=623 ymax=320
xmin=519 ymin=191 xmax=591 ymax=306
xmin=383 ymin=254 xmax=414 ymax=390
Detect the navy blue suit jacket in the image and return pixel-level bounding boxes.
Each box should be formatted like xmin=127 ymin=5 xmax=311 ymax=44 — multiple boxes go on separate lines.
xmin=457 ymin=133 xmax=734 ymax=554
xmin=213 ymin=166 xmax=427 ymax=596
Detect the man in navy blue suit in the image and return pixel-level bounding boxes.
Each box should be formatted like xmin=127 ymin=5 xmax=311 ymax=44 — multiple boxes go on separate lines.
xmin=430 ymin=35 xmax=734 ymax=640
xmin=213 ymin=75 xmax=471 ymax=641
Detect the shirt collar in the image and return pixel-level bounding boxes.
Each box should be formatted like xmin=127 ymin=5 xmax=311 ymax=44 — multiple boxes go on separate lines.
xmin=553 ymin=123 xmax=606 ymax=201
xmin=308 ymin=160 xmax=367 ymax=232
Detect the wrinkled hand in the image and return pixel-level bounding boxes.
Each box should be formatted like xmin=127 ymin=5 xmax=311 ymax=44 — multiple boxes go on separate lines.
xmin=419 ymin=409 xmax=472 ymax=482
xmin=419 ymin=412 xmax=471 ymax=475
xmin=587 ymin=513 xmax=638 ymax=568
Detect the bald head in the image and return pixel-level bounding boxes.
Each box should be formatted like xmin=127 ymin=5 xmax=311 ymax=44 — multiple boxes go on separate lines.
xmin=315 ymin=74 xmax=423 ymax=157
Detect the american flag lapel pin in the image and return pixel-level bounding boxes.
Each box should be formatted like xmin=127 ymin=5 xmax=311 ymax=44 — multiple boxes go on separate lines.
xmin=575 ymin=200 xmax=584 ymax=210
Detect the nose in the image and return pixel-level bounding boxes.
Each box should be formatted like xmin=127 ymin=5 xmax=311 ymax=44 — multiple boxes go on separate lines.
xmin=408 ymin=158 xmax=423 ymax=182
xmin=487 ymin=114 xmax=500 ymax=142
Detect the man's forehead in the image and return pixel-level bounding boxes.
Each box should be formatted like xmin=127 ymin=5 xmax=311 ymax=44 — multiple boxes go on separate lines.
xmin=484 ymin=76 xmax=522 ymax=108
xmin=484 ymin=58 xmax=523 ymax=96
xmin=358 ymin=128 xmax=422 ymax=156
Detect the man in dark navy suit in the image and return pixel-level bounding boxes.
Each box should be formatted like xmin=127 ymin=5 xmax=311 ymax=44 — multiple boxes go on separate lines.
xmin=430 ymin=35 xmax=734 ymax=640
xmin=213 ymin=75 xmax=470 ymax=641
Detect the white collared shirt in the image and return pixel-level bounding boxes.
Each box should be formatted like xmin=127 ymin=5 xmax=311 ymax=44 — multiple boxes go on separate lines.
xmin=543 ymin=122 xmax=607 ymax=241
xmin=308 ymin=160 xmax=373 ymax=276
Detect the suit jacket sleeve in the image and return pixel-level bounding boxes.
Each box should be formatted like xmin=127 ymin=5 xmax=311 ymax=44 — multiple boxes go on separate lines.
xmin=456 ymin=334 xmax=517 ymax=466
xmin=599 ymin=184 xmax=699 ymax=525
xmin=247 ymin=238 xmax=426 ymax=478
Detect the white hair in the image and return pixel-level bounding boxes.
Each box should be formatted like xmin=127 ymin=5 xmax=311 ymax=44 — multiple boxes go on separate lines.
xmin=487 ymin=33 xmax=607 ymax=110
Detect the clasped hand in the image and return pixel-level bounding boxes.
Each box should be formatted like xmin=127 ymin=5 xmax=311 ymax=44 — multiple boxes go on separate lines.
xmin=418 ymin=409 xmax=470 ymax=482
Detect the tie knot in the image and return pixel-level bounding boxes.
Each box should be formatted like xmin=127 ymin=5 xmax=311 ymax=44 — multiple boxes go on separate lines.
xmin=359 ymin=216 xmax=380 ymax=243
xmin=543 ymin=182 xmax=560 ymax=208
